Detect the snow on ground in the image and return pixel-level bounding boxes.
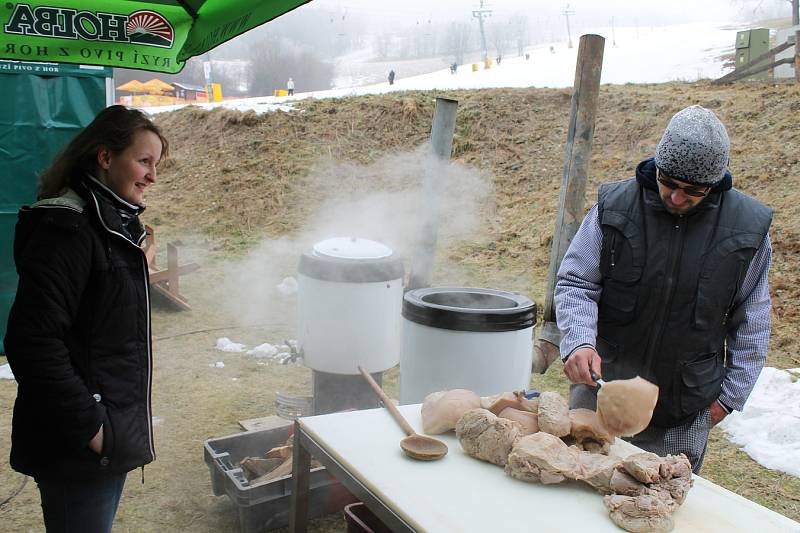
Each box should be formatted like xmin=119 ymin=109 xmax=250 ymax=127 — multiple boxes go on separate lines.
xmin=145 ymin=21 xmax=742 ymax=116
xmin=215 ymin=337 xmax=247 ymax=352
xmin=0 ymin=363 xmax=14 ymax=380
xmin=718 ymin=367 xmax=800 ymax=477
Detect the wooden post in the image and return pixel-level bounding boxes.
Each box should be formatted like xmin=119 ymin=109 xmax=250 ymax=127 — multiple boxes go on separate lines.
xmin=793 ymin=0 xmax=800 ymax=83
xmin=533 ymin=34 xmax=605 ymax=373
xmin=407 ymin=97 xmax=458 ymax=290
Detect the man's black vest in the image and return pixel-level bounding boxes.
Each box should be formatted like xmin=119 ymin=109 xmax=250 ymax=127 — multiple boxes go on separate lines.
xmin=596 ymin=178 xmax=771 ymax=427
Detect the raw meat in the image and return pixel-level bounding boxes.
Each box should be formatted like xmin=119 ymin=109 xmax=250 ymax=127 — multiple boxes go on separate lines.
xmin=505 ymin=432 xmax=584 ymax=484
xmin=421 ymin=389 xmax=482 ymax=434
xmin=597 ymin=377 xmax=659 ymax=437
xmin=622 ymin=453 xmax=691 ymax=485
xmin=498 ymin=407 xmax=539 ymax=435
xmin=603 ymin=494 xmax=675 ymax=533
xmin=569 ymin=408 xmax=613 ymax=451
xmin=537 ymin=391 xmax=572 ymax=437
xmin=484 ymin=391 xmax=539 ymax=415
xmin=577 ymin=452 xmax=624 ymax=493
xmin=455 ymin=408 xmax=521 ymax=466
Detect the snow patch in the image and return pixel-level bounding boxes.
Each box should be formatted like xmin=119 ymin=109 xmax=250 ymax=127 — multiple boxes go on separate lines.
xmin=0 ymin=363 xmax=14 ymax=380
xmin=216 ymin=337 xmax=247 ymax=352
xmin=276 ymin=276 xmax=298 ymax=296
xmin=718 ymin=367 xmax=800 ymax=478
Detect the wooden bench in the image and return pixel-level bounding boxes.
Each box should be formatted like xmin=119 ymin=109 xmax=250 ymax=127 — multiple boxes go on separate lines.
xmin=142 ymin=225 xmax=200 ymax=310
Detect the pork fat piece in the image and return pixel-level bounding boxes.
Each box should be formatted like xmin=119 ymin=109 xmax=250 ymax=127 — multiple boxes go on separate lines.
xmin=537 ymin=391 xmax=571 ymax=437
xmin=421 ymin=389 xmax=482 ymax=434
xmin=455 ymin=408 xmax=521 ymax=466
xmin=603 ymin=495 xmax=675 ymax=533
xmin=569 ymin=408 xmax=613 ymax=453
xmin=498 ymin=407 xmax=539 ymax=435
xmin=505 ymin=432 xmax=584 ymax=484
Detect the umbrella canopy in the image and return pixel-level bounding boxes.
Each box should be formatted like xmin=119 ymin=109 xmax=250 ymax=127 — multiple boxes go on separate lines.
xmin=0 ymin=0 xmax=312 ymax=73
xmin=142 ymin=78 xmax=175 ymax=94
xmin=116 ymin=79 xmax=146 ymax=92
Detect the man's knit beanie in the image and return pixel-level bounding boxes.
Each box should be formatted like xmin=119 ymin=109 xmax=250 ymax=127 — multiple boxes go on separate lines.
xmin=654 ymin=105 xmax=730 ymax=186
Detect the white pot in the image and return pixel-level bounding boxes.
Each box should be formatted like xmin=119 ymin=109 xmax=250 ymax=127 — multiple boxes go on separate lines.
xmin=400 ymin=287 xmax=536 ymax=404
xmin=298 ymin=238 xmax=404 ymax=375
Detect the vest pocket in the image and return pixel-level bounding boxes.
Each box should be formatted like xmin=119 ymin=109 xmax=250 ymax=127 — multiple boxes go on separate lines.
xmin=598 ymin=281 xmax=638 ymax=325
xmin=679 ymin=353 xmax=724 ymax=417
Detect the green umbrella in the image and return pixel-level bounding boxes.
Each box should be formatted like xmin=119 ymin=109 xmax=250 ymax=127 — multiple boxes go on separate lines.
xmin=0 ymin=0 xmax=312 ymax=73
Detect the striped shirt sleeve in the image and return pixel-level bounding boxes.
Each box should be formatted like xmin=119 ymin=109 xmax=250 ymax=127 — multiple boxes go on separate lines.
xmin=720 ymin=234 xmax=772 ymax=412
xmin=554 ymin=204 xmax=603 ymax=360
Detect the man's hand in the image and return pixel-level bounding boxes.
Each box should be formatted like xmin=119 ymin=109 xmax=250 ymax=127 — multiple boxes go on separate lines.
xmin=709 ymin=400 xmax=728 ymax=427
xmin=88 ymin=425 xmax=104 ymax=454
xmin=563 ymin=346 xmax=602 ymax=385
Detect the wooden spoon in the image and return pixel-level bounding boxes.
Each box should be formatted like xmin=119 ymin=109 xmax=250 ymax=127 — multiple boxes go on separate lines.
xmin=357 ymin=366 xmax=448 ymax=461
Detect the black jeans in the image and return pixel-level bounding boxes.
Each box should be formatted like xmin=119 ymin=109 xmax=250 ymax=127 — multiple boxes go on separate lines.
xmin=36 ymin=473 xmax=127 ymax=533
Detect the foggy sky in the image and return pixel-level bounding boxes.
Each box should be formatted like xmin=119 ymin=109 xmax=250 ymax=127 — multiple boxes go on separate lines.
xmin=298 ymin=0 xmax=792 ymax=30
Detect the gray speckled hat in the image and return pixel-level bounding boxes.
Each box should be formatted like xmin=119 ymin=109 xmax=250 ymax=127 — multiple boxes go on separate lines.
xmin=654 ymin=105 xmax=730 ymax=186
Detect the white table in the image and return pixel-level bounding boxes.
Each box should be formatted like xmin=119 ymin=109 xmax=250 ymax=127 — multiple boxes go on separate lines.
xmin=289 ymin=404 xmax=799 ymax=532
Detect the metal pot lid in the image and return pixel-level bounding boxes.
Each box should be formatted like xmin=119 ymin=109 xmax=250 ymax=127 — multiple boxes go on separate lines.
xmin=312 ymin=237 xmax=393 ymax=260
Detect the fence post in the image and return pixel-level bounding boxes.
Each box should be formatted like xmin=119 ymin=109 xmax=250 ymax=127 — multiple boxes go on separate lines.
xmin=534 ymin=34 xmax=605 ymax=373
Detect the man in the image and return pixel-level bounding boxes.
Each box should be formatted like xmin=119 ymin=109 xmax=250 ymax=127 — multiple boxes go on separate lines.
xmin=555 ymin=105 xmax=772 ymax=473
xmin=287 ymin=77 xmax=295 ymax=96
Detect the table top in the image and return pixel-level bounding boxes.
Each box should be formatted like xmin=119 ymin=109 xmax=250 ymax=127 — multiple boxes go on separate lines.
xmin=298 ymin=404 xmax=799 ymax=533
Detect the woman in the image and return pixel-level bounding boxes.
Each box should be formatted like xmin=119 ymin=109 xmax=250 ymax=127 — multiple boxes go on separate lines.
xmin=4 ymin=105 xmax=167 ymax=532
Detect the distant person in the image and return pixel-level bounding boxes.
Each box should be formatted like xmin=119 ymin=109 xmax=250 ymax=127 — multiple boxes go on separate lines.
xmin=4 ymin=105 xmax=168 ymax=532
xmin=287 ymin=77 xmax=295 ymax=96
xmin=549 ymin=45 xmax=555 ymax=53
xmin=525 ymin=53 xmax=530 ymax=61
xmin=496 ymin=55 xmax=502 ymax=65
xmin=450 ymin=62 xmax=458 ymax=74
xmin=388 ymin=69 xmax=396 ymax=85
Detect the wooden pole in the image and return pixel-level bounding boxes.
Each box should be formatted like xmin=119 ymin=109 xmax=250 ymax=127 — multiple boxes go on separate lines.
xmin=533 ymin=34 xmax=605 ymax=373
xmin=407 ymin=97 xmax=458 ymax=291
xmin=793 ymin=0 xmax=799 ymax=83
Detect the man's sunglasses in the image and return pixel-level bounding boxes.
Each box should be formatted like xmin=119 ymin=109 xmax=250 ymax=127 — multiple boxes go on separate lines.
xmin=656 ymin=168 xmax=710 ymax=198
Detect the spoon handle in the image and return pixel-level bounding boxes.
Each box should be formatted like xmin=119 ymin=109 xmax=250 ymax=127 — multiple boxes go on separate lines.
xmin=358 ymin=366 xmax=416 ymax=437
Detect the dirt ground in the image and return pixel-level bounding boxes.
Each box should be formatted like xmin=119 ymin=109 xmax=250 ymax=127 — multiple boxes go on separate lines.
xmin=1 ymin=81 xmax=799 ymax=532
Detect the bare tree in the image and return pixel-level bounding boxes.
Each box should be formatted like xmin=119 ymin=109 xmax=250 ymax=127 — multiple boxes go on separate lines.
xmin=443 ymin=21 xmax=473 ymax=64
xmin=248 ymin=37 xmax=334 ymax=96
xmin=374 ymin=33 xmax=392 ymax=60
xmin=489 ymin=20 xmax=511 ymax=60
xmin=509 ymin=13 xmax=530 ymax=56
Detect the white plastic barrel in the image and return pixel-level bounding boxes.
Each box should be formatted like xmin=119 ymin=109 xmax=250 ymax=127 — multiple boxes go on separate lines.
xmin=297 ymin=237 xmax=404 ymax=375
xmin=400 ymin=287 xmax=536 ymax=404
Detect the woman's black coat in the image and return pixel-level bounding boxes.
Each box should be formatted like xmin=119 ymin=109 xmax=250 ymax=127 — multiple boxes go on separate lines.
xmin=4 ymin=179 xmax=154 ymax=481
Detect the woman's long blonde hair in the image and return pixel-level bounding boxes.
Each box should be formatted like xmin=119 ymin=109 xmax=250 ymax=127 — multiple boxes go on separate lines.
xmin=38 ymin=105 xmax=169 ymax=200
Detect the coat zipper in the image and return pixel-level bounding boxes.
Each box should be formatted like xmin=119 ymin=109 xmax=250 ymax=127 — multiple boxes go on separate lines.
xmin=89 ymin=191 xmax=156 ymax=465
xmin=644 ymin=215 xmax=685 ymax=375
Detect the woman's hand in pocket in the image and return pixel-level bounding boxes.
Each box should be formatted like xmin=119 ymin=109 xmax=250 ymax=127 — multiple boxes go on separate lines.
xmin=88 ymin=425 xmax=104 ymax=454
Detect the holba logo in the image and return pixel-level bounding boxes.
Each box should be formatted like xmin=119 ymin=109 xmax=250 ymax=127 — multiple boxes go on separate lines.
xmin=3 ymin=4 xmax=175 ymax=49
xmin=127 ymin=10 xmax=174 ymax=47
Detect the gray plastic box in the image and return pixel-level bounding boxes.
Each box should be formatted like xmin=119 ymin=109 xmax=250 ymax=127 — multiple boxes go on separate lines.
xmin=203 ymin=422 xmax=355 ymax=532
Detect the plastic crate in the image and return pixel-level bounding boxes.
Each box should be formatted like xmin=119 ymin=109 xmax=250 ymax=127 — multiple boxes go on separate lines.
xmin=344 ymin=502 xmax=392 ymax=533
xmin=203 ymin=423 xmax=356 ymax=533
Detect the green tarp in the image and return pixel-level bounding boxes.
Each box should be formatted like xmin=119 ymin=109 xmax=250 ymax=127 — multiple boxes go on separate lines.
xmin=0 ymin=61 xmax=110 ymax=351
xmin=0 ymin=0 xmax=311 ymax=73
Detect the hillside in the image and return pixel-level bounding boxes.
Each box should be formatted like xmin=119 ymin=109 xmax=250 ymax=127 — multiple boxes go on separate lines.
xmin=150 ymin=81 xmax=800 ymax=371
